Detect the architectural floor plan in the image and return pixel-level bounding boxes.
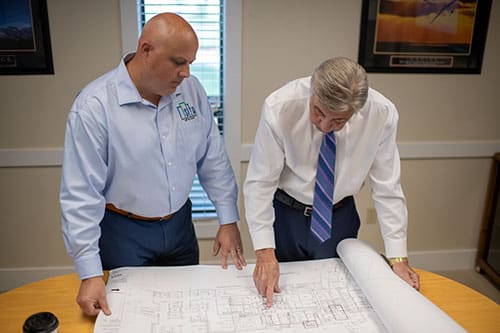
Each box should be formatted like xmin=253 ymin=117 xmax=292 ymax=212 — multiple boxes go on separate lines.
xmin=94 ymin=239 xmax=466 ymax=333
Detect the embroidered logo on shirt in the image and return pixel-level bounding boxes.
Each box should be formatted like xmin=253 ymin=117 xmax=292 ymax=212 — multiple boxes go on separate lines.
xmin=176 ymin=102 xmax=197 ymax=121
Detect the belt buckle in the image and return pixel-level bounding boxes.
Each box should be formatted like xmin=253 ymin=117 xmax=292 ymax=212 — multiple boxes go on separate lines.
xmin=304 ymin=206 xmax=312 ymax=217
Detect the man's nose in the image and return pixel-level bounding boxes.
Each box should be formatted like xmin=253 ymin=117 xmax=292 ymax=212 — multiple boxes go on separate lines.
xmin=179 ymin=64 xmax=190 ymax=78
xmin=319 ymin=120 xmax=334 ymax=133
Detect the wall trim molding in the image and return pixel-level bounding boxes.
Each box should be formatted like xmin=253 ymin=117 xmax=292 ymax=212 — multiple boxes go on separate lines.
xmin=0 ymin=248 xmax=477 ymax=292
xmin=397 ymin=141 xmax=500 ymax=160
xmin=240 ymin=141 xmax=500 ymax=162
xmin=1 ymin=141 xmax=499 ymax=167
xmin=0 ymin=142 xmax=497 ymax=239
xmin=0 ymin=147 xmax=63 ymax=167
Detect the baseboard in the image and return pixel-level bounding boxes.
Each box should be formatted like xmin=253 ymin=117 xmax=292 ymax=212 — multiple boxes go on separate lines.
xmin=0 ymin=249 xmax=477 ymax=292
xmin=0 ymin=266 xmax=75 ymax=293
xmin=409 ymin=248 xmax=477 ymax=272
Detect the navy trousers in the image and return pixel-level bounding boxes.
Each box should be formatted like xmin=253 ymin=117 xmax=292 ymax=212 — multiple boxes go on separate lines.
xmin=273 ymin=192 xmax=360 ymax=261
xmin=99 ymin=199 xmax=199 ymax=270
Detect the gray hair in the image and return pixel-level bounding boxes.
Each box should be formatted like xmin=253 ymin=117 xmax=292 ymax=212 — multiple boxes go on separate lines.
xmin=310 ymin=57 xmax=368 ymax=113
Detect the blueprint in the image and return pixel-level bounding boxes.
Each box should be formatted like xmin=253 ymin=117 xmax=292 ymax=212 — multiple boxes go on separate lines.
xmin=94 ymin=239 xmax=465 ymax=333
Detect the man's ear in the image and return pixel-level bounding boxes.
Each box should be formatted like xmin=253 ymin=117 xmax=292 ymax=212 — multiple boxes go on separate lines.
xmin=139 ymin=40 xmax=153 ymax=56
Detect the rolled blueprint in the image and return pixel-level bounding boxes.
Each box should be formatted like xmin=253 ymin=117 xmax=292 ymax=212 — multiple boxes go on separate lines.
xmin=337 ymin=239 xmax=467 ymax=333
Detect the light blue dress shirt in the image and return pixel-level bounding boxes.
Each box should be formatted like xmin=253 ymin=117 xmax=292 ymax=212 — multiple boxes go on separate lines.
xmin=60 ymin=54 xmax=239 ymax=279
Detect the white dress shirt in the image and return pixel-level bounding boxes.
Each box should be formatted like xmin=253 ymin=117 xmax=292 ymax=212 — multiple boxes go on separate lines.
xmin=60 ymin=54 xmax=239 ymax=279
xmin=244 ymin=77 xmax=408 ymax=258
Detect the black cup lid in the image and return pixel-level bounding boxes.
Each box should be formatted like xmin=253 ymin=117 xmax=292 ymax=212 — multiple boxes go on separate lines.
xmin=23 ymin=312 xmax=59 ymax=333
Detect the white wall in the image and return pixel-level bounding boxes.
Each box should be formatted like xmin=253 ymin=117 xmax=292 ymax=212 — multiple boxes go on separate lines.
xmin=0 ymin=0 xmax=499 ymax=291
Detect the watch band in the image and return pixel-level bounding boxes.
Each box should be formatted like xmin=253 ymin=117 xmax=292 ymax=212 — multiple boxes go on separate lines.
xmin=388 ymin=257 xmax=408 ymax=266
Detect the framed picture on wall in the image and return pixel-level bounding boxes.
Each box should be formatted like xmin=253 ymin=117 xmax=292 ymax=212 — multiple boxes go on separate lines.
xmin=357 ymin=0 xmax=492 ymax=74
xmin=0 ymin=0 xmax=54 ymax=75
xmin=476 ymin=153 xmax=500 ymax=289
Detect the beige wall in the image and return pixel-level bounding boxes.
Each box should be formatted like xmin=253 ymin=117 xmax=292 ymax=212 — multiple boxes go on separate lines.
xmin=238 ymin=0 xmax=500 ymax=259
xmin=0 ymin=0 xmax=499 ymax=289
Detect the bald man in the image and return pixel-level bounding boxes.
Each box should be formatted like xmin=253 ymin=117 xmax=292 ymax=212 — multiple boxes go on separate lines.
xmin=60 ymin=13 xmax=246 ymax=316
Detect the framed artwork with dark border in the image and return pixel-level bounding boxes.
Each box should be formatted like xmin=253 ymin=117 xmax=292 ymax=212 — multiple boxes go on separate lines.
xmin=476 ymin=153 xmax=500 ymax=289
xmin=357 ymin=0 xmax=492 ymax=74
xmin=0 ymin=0 xmax=54 ymax=75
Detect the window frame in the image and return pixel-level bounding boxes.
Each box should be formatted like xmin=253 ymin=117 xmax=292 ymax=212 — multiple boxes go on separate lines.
xmin=119 ymin=0 xmax=242 ymax=238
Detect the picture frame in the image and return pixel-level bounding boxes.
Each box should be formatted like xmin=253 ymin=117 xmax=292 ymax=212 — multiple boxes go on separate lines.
xmin=357 ymin=0 xmax=492 ymax=74
xmin=0 ymin=0 xmax=54 ymax=75
xmin=476 ymin=153 xmax=500 ymax=289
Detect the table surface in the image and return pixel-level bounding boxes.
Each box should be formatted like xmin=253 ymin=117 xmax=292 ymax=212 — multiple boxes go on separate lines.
xmin=1 ymin=269 xmax=499 ymax=333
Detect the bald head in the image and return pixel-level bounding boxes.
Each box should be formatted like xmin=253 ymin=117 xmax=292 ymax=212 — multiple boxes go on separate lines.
xmin=139 ymin=13 xmax=198 ymax=51
xmin=127 ymin=12 xmax=199 ymax=105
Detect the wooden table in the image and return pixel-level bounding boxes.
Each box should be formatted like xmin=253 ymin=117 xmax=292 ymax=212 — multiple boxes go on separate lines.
xmin=0 ymin=269 xmax=498 ymax=332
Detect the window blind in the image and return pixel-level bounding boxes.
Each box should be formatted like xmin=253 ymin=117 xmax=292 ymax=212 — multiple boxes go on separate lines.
xmin=140 ymin=0 xmax=224 ymax=219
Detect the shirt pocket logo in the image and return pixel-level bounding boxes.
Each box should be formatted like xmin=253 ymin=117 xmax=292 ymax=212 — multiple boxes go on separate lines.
xmin=176 ymin=101 xmax=197 ymax=121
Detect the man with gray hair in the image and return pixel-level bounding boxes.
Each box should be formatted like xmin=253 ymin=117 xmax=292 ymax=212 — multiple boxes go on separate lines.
xmin=244 ymin=57 xmax=419 ymax=307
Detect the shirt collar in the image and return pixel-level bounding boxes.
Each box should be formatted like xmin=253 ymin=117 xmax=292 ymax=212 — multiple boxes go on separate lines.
xmin=115 ymin=53 xmax=143 ymax=106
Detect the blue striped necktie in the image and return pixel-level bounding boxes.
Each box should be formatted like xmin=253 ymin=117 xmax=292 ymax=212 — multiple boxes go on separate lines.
xmin=310 ymin=131 xmax=336 ymax=243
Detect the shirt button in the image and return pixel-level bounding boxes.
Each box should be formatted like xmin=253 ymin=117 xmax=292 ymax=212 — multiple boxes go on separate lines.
xmin=162 ymin=135 xmax=166 ymax=140
xmin=172 ymin=187 xmax=176 ymax=191
xmin=167 ymin=162 xmax=172 ymax=166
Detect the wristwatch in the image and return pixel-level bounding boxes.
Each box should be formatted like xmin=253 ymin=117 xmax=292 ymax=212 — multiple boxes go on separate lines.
xmin=388 ymin=257 xmax=408 ymax=267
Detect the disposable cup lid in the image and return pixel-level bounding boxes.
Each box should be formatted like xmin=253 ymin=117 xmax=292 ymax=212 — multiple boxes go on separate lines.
xmin=23 ymin=311 xmax=59 ymax=333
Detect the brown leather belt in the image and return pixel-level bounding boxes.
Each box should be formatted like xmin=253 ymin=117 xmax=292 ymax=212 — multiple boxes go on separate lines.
xmin=105 ymin=203 xmax=173 ymax=221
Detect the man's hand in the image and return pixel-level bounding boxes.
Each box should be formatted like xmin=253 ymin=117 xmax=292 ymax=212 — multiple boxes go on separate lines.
xmin=213 ymin=222 xmax=247 ymax=270
xmin=253 ymin=248 xmax=281 ymax=307
xmin=392 ymin=262 xmax=420 ymax=290
xmin=76 ymin=276 xmax=111 ymax=316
